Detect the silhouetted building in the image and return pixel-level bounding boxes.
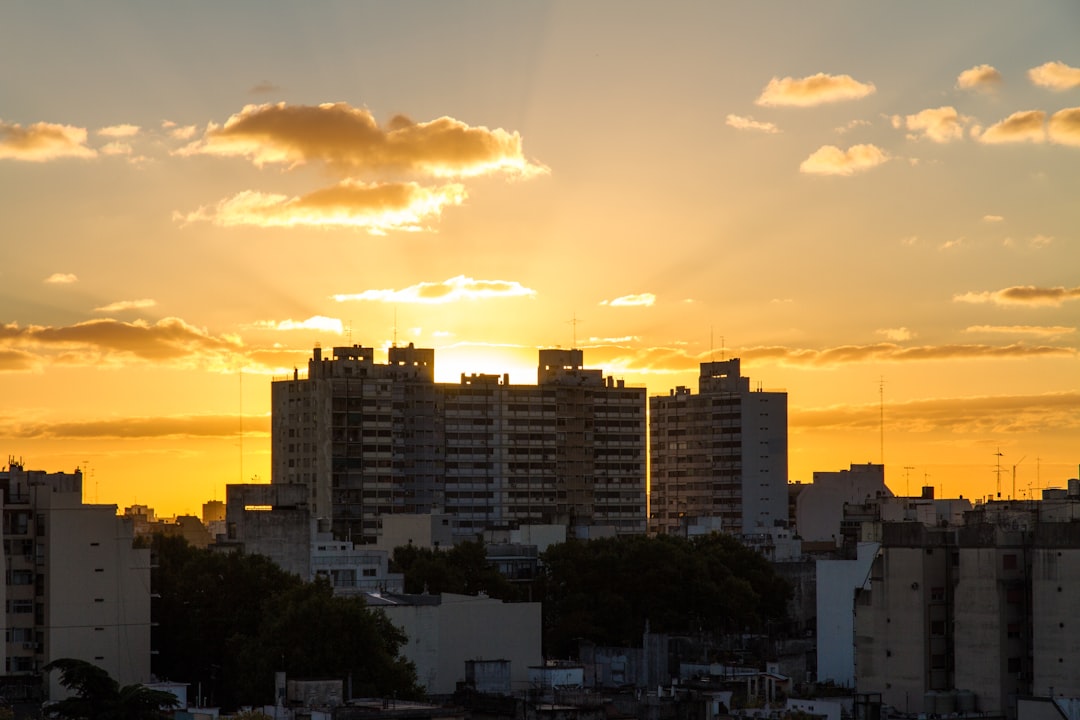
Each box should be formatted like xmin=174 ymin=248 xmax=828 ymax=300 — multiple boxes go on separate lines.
xmin=649 ymin=359 xmax=787 ymax=535
xmin=272 ymin=345 xmax=646 ymax=543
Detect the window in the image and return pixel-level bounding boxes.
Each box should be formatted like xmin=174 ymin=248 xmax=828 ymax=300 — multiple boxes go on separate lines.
xmin=1003 ymin=553 xmax=1018 ymax=570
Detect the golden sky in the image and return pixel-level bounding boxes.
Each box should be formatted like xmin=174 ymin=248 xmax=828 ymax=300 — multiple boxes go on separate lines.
xmin=2 ymin=2 xmax=1078 ymax=516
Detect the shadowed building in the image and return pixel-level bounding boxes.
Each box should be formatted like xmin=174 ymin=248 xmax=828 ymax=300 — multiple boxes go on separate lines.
xmin=272 ymin=345 xmax=646 ymax=543
xmin=649 ymin=358 xmax=788 ymax=536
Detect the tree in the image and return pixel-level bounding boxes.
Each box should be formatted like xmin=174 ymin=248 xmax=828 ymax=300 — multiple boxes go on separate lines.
xmin=43 ymin=659 xmax=178 ymax=720
xmin=150 ymin=535 xmax=421 ymax=709
xmin=391 ymin=541 xmax=520 ymax=599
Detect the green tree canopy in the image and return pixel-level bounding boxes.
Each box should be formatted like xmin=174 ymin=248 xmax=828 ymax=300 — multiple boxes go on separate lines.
xmin=536 ymin=533 xmax=791 ymax=657
xmin=391 ymin=540 xmax=520 ymax=599
xmin=43 ymin=659 xmax=178 ymax=720
xmin=151 ymin=535 xmax=421 ymax=709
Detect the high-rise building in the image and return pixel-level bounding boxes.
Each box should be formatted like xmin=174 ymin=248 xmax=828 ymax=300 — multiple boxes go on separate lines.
xmin=649 ymin=358 xmax=788 ymax=536
xmin=0 ymin=461 xmax=150 ymax=701
xmin=272 ymin=345 xmax=646 ymax=543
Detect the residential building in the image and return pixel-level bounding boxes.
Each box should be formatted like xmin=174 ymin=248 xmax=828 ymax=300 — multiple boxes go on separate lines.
xmin=272 ymin=345 xmax=646 ymax=544
xmin=853 ymin=482 xmax=1080 ymax=719
xmin=222 ymin=483 xmax=403 ymax=594
xmin=1 ymin=461 xmax=150 ymax=701
xmin=366 ymin=591 xmax=542 ymax=696
xmin=650 ymin=358 xmax=787 ymax=536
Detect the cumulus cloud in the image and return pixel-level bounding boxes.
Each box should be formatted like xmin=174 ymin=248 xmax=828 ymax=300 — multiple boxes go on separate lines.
xmin=163 ymin=121 xmax=198 ymax=140
xmin=965 ymin=325 xmax=1075 ymax=336
xmin=877 ymin=327 xmax=915 ymax=341
xmin=799 ymin=144 xmax=888 ymax=175
xmin=97 ymin=124 xmax=140 ymax=138
xmin=956 ymin=64 xmax=1002 ymax=91
xmin=177 ymin=102 xmax=547 ymax=178
xmin=1028 ymin=61 xmax=1080 ymax=91
xmin=601 ymin=293 xmax=656 ymax=307
xmin=1 ymin=413 xmax=270 ymax=440
xmin=100 ymin=142 xmax=133 ymax=156
xmin=0 ymin=119 xmax=97 ymax=161
xmin=0 ymin=318 xmax=244 ymax=368
xmin=44 ymin=273 xmax=78 ymax=284
xmin=332 ymin=275 xmax=536 ymax=304
xmin=954 ymin=285 xmax=1080 ymax=307
xmin=94 ymin=299 xmax=157 ymax=313
xmin=983 ymin=215 xmax=1004 ymax=223
xmin=725 ymin=114 xmax=780 ymax=133
xmin=250 ymin=316 xmax=344 ymax=333
xmin=1048 ymin=107 xmax=1080 ymax=147
xmin=896 ymin=106 xmax=969 ymax=143
xmin=755 ymin=73 xmax=875 ymax=107
xmin=790 ymin=391 xmax=1080 ymax=435
xmin=976 ymin=110 xmax=1046 ymax=144
xmin=176 ymin=180 xmax=467 ymax=234
xmin=836 ymin=119 xmax=872 ymax=134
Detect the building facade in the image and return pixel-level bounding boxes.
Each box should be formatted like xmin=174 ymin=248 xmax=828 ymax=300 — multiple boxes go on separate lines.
xmin=649 ymin=358 xmax=787 ymax=536
xmin=272 ymin=345 xmax=646 ymax=543
xmin=1 ymin=461 xmax=150 ymax=701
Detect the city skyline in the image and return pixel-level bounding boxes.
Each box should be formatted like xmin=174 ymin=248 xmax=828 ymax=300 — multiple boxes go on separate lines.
xmin=1 ymin=2 xmax=1078 ymax=516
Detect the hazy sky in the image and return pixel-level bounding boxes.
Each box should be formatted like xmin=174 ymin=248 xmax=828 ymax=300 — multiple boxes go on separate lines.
xmin=2 ymin=1 xmax=1078 ymax=515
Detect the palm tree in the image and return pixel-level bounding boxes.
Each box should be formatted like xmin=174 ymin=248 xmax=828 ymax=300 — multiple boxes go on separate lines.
xmin=43 ymin=659 xmax=179 ymax=720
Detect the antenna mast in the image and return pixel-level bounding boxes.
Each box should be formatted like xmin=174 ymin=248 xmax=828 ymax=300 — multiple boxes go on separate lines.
xmin=879 ymin=377 xmax=885 ymax=465
xmin=994 ymin=448 xmax=1004 ymax=498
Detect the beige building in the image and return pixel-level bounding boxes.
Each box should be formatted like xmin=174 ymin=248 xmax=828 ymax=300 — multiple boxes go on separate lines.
xmin=367 ymin=592 xmax=542 ymax=696
xmin=650 ymin=358 xmax=787 ymax=536
xmin=1 ymin=462 xmax=150 ymax=700
xmin=855 ymin=488 xmax=1080 ymax=719
xmin=272 ymin=345 xmax=646 ymax=543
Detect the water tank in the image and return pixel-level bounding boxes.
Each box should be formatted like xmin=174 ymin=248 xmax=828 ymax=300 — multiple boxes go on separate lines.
xmin=955 ymin=690 xmax=976 ymax=714
xmin=936 ymin=691 xmax=956 ymax=715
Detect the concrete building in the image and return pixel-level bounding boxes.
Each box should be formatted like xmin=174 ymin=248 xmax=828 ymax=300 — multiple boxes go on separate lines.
xmin=795 ymin=463 xmax=891 ymax=545
xmin=650 ymin=358 xmax=787 ymax=536
xmin=816 ymin=541 xmax=878 ymax=686
xmin=223 ymin=483 xmax=403 ymax=594
xmin=366 ymin=592 xmax=542 ymax=696
xmin=1 ymin=461 xmax=150 ymax=701
xmin=272 ymin=345 xmax=646 ymax=544
xmin=854 ymin=483 xmax=1080 ymax=719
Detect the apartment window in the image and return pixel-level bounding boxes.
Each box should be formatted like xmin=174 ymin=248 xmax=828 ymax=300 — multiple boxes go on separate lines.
xmin=7 ymin=600 xmax=33 ymax=614
xmin=1003 ymin=553 xmax=1018 ymax=570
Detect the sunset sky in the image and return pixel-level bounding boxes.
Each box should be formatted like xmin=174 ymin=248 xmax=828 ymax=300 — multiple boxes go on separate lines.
xmin=2 ymin=2 xmax=1078 ymax=517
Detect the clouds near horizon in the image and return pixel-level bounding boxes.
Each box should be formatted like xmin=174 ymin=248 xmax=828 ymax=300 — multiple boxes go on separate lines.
xmin=332 ymin=276 xmax=536 ymax=304
xmin=954 ymin=285 xmax=1080 ymax=307
xmin=1028 ymin=61 xmax=1080 ymax=91
xmin=956 ymin=64 xmax=1002 ymax=91
xmin=976 ymin=110 xmax=1046 ymax=144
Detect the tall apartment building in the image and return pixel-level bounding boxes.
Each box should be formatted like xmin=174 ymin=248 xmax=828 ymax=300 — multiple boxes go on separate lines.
xmin=0 ymin=461 xmax=150 ymax=701
xmin=649 ymin=358 xmax=787 ymax=536
xmin=854 ymin=488 xmax=1080 ymax=719
xmin=272 ymin=345 xmax=646 ymax=543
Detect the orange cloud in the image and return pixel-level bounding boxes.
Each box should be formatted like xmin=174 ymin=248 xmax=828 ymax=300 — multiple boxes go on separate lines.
xmin=799 ymin=144 xmax=888 ymax=175
xmin=976 ymin=110 xmax=1046 ymax=144
xmin=1028 ymin=61 xmax=1080 ymax=91
xmin=0 ymin=318 xmax=243 ymax=368
xmin=44 ymin=273 xmax=78 ymax=285
xmin=178 ymin=102 xmax=547 ymax=178
xmin=94 ymin=299 xmax=156 ymax=313
xmin=0 ymin=120 xmax=97 ymax=162
xmin=250 ymin=316 xmax=344 ymax=333
xmin=954 ymin=285 xmax=1080 ymax=307
xmin=177 ymin=180 xmax=466 ymax=233
xmin=897 ymin=106 xmax=969 ymax=143
xmin=601 ymin=293 xmax=656 ymax=307
xmin=755 ymin=73 xmax=876 ymax=107
xmin=2 ymin=413 xmax=270 ymax=440
xmin=1048 ymin=107 xmax=1080 ymax=147
xmin=791 ymin=391 xmax=1080 ymax=434
xmin=0 ymin=349 xmax=39 ymax=372
xmin=725 ymin=114 xmax=781 ymax=133
xmin=97 ymin=124 xmax=141 ymax=138
xmin=965 ymin=325 xmax=1075 ymax=336
xmin=332 ymin=275 xmax=536 ymax=304
xmin=877 ymin=327 xmax=915 ymax=341
xmin=956 ymin=64 xmax=1002 ymax=91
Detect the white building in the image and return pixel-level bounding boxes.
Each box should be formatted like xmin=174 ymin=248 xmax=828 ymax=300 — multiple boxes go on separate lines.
xmin=367 ymin=592 xmax=541 ymax=696
xmin=1 ymin=461 xmax=150 ymax=700
xmin=816 ymin=541 xmax=878 ymax=686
